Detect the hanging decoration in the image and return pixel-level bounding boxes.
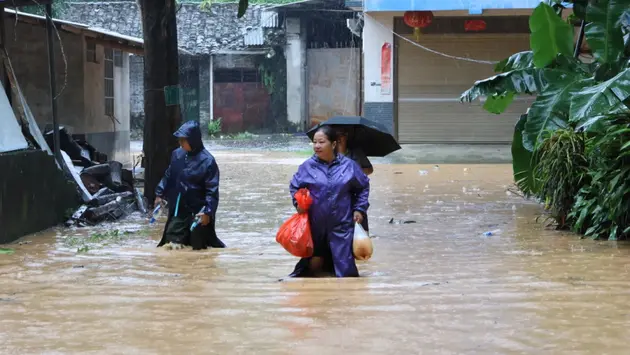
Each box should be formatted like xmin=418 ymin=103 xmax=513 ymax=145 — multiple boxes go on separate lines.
xmin=464 ymin=19 xmax=487 ymax=32
xmin=403 ymin=11 xmax=434 ymax=41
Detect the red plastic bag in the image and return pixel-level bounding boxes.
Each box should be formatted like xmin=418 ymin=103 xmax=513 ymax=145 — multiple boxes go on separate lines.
xmin=276 ymin=188 xmax=314 ymax=257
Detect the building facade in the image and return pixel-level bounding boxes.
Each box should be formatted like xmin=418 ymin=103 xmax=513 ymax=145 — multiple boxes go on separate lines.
xmin=349 ymin=0 xmax=543 ymax=144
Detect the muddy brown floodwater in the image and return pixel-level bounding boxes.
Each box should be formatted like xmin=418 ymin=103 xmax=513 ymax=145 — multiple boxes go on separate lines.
xmin=2 ymin=152 xmax=630 ymax=354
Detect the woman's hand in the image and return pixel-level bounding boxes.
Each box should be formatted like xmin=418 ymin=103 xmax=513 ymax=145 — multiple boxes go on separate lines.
xmin=154 ymin=196 xmax=163 ymax=207
xmin=353 ymin=211 xmax=364 ymax=224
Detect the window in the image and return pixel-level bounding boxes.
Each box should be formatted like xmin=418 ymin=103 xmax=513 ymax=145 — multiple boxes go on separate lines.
xmin=86 ymin=41 xmax=96 ymax=63
xmin=113 ymin=49 xmax=123 ymax=68
xmin=104 ymin=48 xmax=115 ymax=116
xmin=214 ymin=69 xmax=260 ymax=83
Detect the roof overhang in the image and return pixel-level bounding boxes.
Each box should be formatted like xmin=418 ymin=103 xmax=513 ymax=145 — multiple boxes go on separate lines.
xmin=3 ymin=8 xmax=193 ymax=56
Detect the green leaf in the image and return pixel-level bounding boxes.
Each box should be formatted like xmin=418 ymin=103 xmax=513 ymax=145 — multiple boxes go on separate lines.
xmin=460 ymin=68 xmax=545 ymax=110
xmin=584 ymin=0 xmax=626 ymax=63
xmin=530 ymin=3 xmax=575 ymax=68
xmin=569 ymin=69 xmax=630 ymax=124
xmin=512 ymin=113 xmax=537 ymax=196
xmin=237 ymin=0 xmax=249 ymax=18
xmin=494 ymin=51 xmax=535 ymax=72
xmin=483 ymin=92 xmax=515 ymax=114
xmin=0 ymin=248 xmax=14 ymax=255
xmin=524 ymin=70 xmax=589 ymax=149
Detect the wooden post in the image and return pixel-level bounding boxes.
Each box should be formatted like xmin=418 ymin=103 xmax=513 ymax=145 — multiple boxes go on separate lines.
xmin=45 ymin=3 xmax=62 ymax=165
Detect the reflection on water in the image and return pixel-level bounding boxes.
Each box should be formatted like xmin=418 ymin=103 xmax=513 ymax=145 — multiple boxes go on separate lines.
xmin=2 ymin=153 xmax=630 ymax=354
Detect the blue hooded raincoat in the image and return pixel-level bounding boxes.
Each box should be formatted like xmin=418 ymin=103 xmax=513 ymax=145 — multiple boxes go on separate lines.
xmin=289 ymin=154 xmax=370 ymax=277
xmin=156 ymin=120 xmax=225 ymax=248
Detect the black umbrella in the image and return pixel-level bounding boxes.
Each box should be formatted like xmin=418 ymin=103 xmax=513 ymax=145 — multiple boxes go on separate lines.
xmin=306 ymin=116 xmax=401 ymax=157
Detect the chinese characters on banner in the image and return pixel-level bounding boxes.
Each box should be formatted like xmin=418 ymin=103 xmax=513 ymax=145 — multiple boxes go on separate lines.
xmin=380 ymin=42 xmax=392 ymax=95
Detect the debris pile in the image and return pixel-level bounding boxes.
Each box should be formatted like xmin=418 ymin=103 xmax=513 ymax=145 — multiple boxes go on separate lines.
xmin=44 ymin=127 xmax=147 ymax=227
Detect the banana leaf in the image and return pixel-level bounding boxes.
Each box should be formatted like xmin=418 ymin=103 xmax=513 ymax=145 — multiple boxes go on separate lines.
xmin=584 ymin=0 xmax=626 ymax=64
xmin=460 ymin=68 xmax=545 ymax=110
xmin=512 ymin=113 xmax=537 ymax=196
xmin=569 ymin=69 xmax=630 ymax=124
xmin=523 ymin=70 xmax=590 ymax=149
xmin=494 ymin=51 xmax=535 ymax=72
xmin=530 ymin=3 xmax=575 ymax=68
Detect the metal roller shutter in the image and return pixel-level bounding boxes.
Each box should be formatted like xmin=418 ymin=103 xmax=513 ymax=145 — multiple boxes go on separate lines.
xmin=396 ymin=34 xmax=533 ymax=143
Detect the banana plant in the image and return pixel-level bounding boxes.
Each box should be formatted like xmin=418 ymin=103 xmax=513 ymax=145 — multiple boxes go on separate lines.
xmin=460 ymin=0 xmax=630 ymax=194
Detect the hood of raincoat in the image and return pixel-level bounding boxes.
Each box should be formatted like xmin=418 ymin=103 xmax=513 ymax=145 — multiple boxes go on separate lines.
xmin=174 ymin=120 xmax=204 ymax=153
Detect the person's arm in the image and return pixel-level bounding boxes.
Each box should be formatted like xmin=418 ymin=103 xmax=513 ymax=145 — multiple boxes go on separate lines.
xmin=354 ymin=148 xmax=374 ymax=176
xmin=289 ymin=163 xmax=309 ymax=211
xmin=202 ymin=157 xmax=220 ymax=216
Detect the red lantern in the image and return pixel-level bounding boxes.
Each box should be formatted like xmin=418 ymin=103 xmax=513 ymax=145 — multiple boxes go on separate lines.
xmin=403 ymin=11 xmax=434 ymax=41
xmin=464 ymin=20 xmax=487 ymax=32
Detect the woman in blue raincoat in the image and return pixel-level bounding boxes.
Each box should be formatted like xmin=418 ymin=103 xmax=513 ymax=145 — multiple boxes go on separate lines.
xmin=289 ymin=126 xmax=370 ymax=277
xmin=155 ymin=120 xmax=225 ymax=250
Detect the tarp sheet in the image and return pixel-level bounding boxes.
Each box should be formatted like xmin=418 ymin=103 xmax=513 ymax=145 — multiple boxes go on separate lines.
xmin=3 ymin=51 xmax=52 ymax=155
xmin=0 ymin=82 xmax=28 ymax=153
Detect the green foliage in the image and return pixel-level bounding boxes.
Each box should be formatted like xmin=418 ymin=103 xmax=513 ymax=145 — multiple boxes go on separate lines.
xmin=534 ymin=129 xmax=588 ymax=227
xmin=570 ymin=115 xmax=630 ymax=240
xmin=529 ymin=3 xmax=575 ymax=68
xmin=0 ymin=248 xmax=15 ymax=255
xmin=207 ymin=118 xmax=223 ymax=136
xmin=461 ymin=0 xmax=630 ymax=239
xmin=63 ymin=229 xmax=144 ymax=253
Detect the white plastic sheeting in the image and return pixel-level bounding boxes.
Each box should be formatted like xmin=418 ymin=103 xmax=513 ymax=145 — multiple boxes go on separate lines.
xmin=0 ymin=84 xmax=28 ymax=153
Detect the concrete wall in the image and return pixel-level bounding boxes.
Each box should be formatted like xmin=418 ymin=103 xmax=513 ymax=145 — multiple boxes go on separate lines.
xmin=5 ymin=20 xmax=85 ymax=133
xmin=113 ymin=52 xmax=131 ymax=164
xmin=285 ymin=17 xmax=307 ymax=129
xmin=0 ymin=150 xmax=79 ymax=244
xmin=83 ymin=43 xmax=131 ymax=164
xmin=307 ymin=48 xmax=360 ymax=127
xmin=362 ymin=13 xmax=395 ymax=133
xmin=129 ymin=54 xmax=144 ymax=138
xmin=361 ymin=0 xmax=541 ymax=13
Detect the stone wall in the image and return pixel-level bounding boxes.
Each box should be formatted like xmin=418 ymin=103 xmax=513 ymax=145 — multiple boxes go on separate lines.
xmin=0 ymin=150 xmax=79 ymax=244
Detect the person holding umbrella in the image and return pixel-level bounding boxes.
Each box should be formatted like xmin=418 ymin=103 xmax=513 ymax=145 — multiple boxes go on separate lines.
xmin=336 ymin=127 xmax=374 ymax=176
xmin=289 ymin=125 xmax=370 ymax=277
xmin=307 ymin=116 xmax=402 ymax=234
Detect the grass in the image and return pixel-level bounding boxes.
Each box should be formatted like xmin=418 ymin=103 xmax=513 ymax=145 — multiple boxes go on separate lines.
xmin=63 ymin=228 xmax=153 ymax=253
xmin=0 ymin=248 xmax=15 ymax=255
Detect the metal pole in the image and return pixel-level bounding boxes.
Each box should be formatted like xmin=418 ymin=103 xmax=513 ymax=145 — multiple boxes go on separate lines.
xmin=574 ymin=20 xmax=586 ymax=58
xmin=45 ymin=3 xmax=61 ymax=164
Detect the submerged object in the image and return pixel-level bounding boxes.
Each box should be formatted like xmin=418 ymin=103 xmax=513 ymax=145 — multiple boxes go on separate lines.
xmin=149 ymin=204 xmax=162 ymax=224
xmin=190 ymin=208 xmax=206 ymax=231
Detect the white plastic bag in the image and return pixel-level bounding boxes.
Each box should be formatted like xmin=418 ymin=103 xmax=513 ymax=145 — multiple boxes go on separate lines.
xmin=352 ymin=222 xmax=373 ymax=261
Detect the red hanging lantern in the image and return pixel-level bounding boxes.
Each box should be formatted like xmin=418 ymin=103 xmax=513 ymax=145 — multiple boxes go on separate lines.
xmin=403 ymin=11 xmax=434 ymax=41
xmin=464 ymin=19 xmax=487 ymax=32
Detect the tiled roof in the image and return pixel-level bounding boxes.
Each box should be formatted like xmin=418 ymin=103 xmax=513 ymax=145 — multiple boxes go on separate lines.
xmin=60 ymin=2 xmax=278 ymax=54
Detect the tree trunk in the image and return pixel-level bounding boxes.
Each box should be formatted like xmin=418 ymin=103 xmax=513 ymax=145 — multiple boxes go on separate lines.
xmin=138 ymin=0 xmax=181 ymax=205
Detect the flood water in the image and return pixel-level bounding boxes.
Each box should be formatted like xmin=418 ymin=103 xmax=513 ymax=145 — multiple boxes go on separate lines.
xmin=2 ymin=152 xmax=630 ymax=354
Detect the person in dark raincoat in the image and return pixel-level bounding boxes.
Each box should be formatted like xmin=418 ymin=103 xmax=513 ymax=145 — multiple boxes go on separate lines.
xmin=289 ymin=126 xmax=370 ymax=277
xmin=335 ymin=127 xmax=373 ymax=233
xmin=155 ymin=120 xmax=225 ymax=250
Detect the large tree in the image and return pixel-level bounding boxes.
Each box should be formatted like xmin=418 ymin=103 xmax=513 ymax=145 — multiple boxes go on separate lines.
xmin=138 ymin=0 xmax=182 ymax=205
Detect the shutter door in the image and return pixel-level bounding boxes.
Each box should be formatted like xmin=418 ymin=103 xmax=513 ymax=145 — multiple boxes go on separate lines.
xmin=396 ymin=34 xmax=533 ymax=143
